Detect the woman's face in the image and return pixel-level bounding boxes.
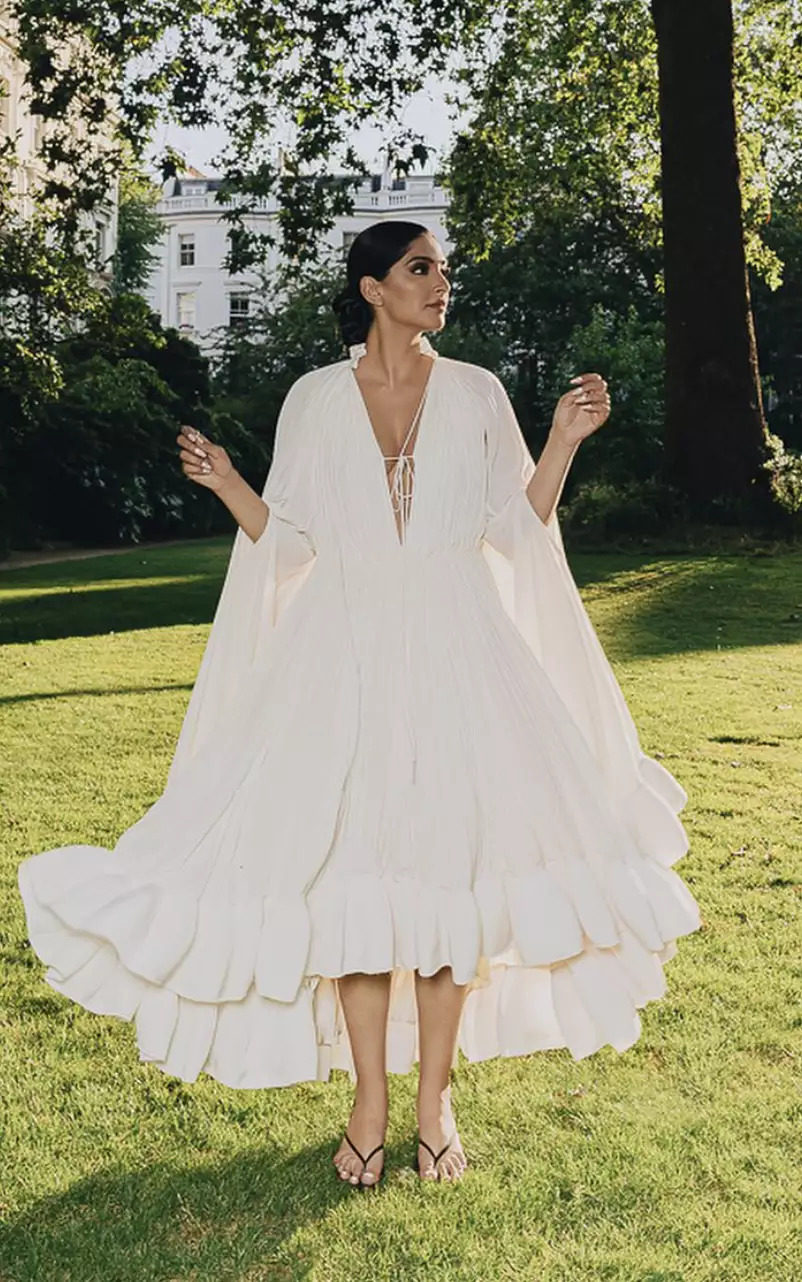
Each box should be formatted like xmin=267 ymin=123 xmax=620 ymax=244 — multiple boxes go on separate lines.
xmin=360 ymin=232 xmax=451 ymax=335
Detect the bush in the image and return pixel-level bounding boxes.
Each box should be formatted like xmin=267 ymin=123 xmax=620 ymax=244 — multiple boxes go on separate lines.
xmin=0 ymin=295 xmax=258 ymax=550
xmin=548 ymin=303 xmax=666 ymax=493
xmin=561 ymin=477 xmax=687 ymax=543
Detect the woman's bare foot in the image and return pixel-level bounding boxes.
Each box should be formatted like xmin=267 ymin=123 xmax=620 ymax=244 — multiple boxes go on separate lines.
xmin=333 ymin=1087 xmax=388 ymax=1187
xmin=416 ymin=1083 xmax=467 ymax=1182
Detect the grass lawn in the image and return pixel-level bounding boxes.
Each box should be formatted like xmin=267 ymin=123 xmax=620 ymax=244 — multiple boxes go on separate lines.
xmin=0 ymin=536 xmax=800 ymax=1282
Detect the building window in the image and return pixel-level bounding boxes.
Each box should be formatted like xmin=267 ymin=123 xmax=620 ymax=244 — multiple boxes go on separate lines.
xmin=178 ymin=233 xmax=195 ymax=267
xmin=229 ymin=293 xmax=250 ymax=328
xmin=342 ymin=231 xmax=357 ymax=253
xmin=177 ymin=291 xmax=197 ymax=332
xmin=94 ymin=222 xmax=109 ymax=269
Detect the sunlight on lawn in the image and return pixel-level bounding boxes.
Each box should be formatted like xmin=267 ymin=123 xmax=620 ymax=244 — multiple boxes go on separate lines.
xmin=0 ymin=541 xmax=799 ymax=1282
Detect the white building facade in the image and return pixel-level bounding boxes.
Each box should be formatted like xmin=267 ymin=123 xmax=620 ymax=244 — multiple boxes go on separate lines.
xmin=144 ymin=165 xmax=452 ymax=348
xmin=0 ymin=7 xmax=117 ymax=273
xmin=0 ymin=15 xmax=44 ymax=219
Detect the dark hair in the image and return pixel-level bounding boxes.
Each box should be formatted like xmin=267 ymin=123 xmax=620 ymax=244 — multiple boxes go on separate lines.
xmin=331 ymin=220 xmax=430 ymax=348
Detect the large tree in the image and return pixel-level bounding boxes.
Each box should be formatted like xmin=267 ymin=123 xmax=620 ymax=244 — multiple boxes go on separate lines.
xmin=444 ymin=0 xmax=801 ymax=516
xmin=651 ymin=0 xmax=768 ymax=512
xmin=7 ymin=0 xmax=802 ymax=519
xmin=111 ymin=168 xmax=165 ymax=295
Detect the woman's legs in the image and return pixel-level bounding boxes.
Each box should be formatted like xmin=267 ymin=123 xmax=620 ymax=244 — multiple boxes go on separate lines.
xmin=333 ymin=971 xmax=391 ymax=1185
xmin=331 ymin=966 xmax=469 ymax=1184
xmin=414 ymin=966 xmax=469 ymax=1181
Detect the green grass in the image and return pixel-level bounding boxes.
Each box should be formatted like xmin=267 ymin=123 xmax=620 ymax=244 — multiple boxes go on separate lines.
xmin=1 ymin=537 xmax=800 ymax=1282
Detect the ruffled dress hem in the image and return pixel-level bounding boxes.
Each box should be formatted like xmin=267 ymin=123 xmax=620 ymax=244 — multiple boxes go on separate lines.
xmin=17 ymin=752 xmax=701 ymax=1089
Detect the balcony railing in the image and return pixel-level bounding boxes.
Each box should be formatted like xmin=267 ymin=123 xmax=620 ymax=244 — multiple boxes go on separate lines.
xmin=158 ymin=183 xmax=448 ymax=218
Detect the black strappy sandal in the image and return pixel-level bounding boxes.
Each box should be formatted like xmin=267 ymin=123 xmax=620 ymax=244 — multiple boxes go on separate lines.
xmin=416 ymin=1131 xmax=460 ymax=1180
xmin=337 ymin=1132 xmax=385 ymax=1188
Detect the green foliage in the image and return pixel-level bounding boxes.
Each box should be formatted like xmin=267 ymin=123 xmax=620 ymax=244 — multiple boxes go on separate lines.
xmin=552 ymin=305 xmax=666 ymax=491
xmin=11 ymin=0 xmax=493 ymax=264
xmin=0 ymin=286 xmax=260 ymax=552
xmin=4 ymin=0 xmax=802 ymax=541
xmin=446 ymin=2 xmax=663 ymax=266
xmin=111 ymin=169 xmax=165 ymax=295
xmin=438 ymin=0 xmax=802 ymax=524
xmin=442 ymin=222 xmax=663 ymax=486
xmin=561 ymin=478 xmax=686 ymax=544
xmin=733 ymin=0 xmax=802 ymax=286
xmin=0 ymin=209 xmax=101 ymax=424
xmin=446 ymin=0 xmax=802 ymax=287
xmin=0 ymin=124 xmax=266 ymax=555
xmin=761 ymin=431 xmax=802 ymax=524
xmin=750 ymin=178 xmax=802 ymax=451
xmin=10 ymin=0 xmax=800 ymax=277
xmin=208 ymin=258 xmax=346 ymax=446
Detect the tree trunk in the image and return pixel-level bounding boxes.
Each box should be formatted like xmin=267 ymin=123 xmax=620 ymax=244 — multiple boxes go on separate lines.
xmin=651 ymin=0 xmax=768 ymax=512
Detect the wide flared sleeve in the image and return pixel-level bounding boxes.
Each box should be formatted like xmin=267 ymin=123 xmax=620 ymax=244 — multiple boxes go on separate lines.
xmin=480 ymin=373 xmax=690 ymax=867
xmin=168 ymin=373 xmax=318 ymax=781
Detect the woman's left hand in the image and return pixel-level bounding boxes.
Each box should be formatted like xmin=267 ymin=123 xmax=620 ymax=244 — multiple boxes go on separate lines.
xmin=550 ymin=373 xmax=611 ymax=447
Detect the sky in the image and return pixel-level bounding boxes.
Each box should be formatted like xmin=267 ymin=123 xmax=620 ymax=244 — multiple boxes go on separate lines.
xmin=150 ymin=74 xmax=462 ymax=177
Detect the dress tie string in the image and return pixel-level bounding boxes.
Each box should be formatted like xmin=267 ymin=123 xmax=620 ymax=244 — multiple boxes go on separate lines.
xmin=384 ymin=392 xmax=424 ymax=548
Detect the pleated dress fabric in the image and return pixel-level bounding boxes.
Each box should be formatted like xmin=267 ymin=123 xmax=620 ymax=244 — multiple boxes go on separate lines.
xmin=18 ymin=339 xmax=702 ymax=1089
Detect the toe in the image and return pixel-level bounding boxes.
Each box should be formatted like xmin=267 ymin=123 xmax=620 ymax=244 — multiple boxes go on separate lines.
xmin=337 ymin=1154 xmax=358 ymax=1182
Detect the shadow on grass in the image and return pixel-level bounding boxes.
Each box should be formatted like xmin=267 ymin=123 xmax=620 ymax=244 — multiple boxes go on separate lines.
xmin=0 ymin=538 xmax=232 ymax=646
xmin=0 ymin=1143 xmax=379 ymax=1282
xmin=0 ymin=683 xmax=193 ymax=707
xmin=0 ymin=533 xmax=234 ymax=646
xmin=0 ymin=579 xmax=227 ymax=645
xmin=0 ymin=538 xmax=233 ymax=590
xmin=570 ymin=549 xmax=802 ymax=661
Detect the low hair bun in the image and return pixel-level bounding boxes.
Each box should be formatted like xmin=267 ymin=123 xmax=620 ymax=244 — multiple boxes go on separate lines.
xmin=331 ymin=283 xmax=372 ymax=348
xmin=330 ymin=219 xmax=431 ymax=352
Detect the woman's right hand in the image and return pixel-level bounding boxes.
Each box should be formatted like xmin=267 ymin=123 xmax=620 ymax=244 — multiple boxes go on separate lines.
xmin=176 ymin=426 xmax=235 ymax=493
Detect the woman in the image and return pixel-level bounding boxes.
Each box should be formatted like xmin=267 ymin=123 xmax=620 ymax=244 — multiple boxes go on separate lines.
xmin=18 ymin=221 xmax=701 ymax=1189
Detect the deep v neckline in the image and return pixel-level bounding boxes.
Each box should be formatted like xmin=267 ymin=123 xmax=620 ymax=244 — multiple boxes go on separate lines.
xmin=350 ymin=356 xmax=437 ymax=547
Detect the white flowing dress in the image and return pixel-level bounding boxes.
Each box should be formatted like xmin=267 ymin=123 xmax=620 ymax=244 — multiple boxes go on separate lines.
xmin=17 ymin=338 xmax=702 ymax=1089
